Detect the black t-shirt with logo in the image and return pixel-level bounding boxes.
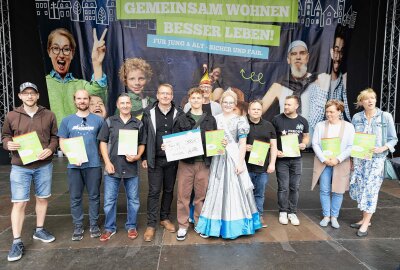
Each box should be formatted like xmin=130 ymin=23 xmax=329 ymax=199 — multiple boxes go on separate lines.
xmin=272 ymin=113 xmax=309 ymax=158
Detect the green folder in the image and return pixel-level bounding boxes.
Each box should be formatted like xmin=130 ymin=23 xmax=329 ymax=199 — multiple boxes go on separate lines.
xmin=249 ymin=140 xmax=270 ymax=166
xmin=13 ymin=131 xmax=43 ymax=165
xmin=118 ymin=129 xmax=138 ymax=155
xmin=205 ymin=130 xmax=225 ymax=156
xmin=321 ymin=137 xmax=341 ymax=159
xmin=281 ymin=134 xmax=300 ymax=157
xmin=351 ymin=133 xmax=376 ymax=160
xmin=63 ymin=136 xmax=88 ymax=164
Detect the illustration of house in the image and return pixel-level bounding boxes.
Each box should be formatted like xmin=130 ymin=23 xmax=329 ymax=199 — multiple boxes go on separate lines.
xmin=58 ymin=0 xmax=72 ymax=18
xmin=36 ymin=0 xmax=49 ymax=16
xmin=82 ymin=0 xmax=97 ymax=21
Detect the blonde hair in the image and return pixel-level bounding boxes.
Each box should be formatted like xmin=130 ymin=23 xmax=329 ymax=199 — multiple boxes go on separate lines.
xmin=47 ymin=28 xmax=76 ymax=51
xmin=220 ymin=89 xmax=238 ymax=105
xmin=355 ymin=88 xmax=376 ymax=109
xmin=118 ymin=58 xmax=153 ymax=85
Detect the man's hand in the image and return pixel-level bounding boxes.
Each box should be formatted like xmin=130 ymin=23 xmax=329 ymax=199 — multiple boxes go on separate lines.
xmin=7 ymin=141 xmax=20 ymax=151
xmin=277 ymin=150 xmax=285 ymax=158
xmin=126 ymin=155 xmax=140 ymax=162
xmin=105 ymin=162 xmax=115 ymax=174
xmin=267 ymin=164 xmax=275 ymax=173
xmin=38 ymin=148 xmax=53 ymax=160
xmin=91 ymin=28 xmax=107 ymax=65
xmin=142 ymin=160 xmax=148 ymax=169
xmin=299 ymin=143 xmax=306 ymax=151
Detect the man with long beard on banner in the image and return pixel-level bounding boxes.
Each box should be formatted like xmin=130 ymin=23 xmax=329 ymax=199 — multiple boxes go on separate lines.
xmin=46 ymin=28 xmax=108 ymax=126
xmin=261 ymin=40 xmax=329 ymax=138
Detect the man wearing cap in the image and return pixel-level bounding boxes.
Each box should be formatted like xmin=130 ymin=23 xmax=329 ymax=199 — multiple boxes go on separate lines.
xmin=183 ymin=70 xmax=222 ymax=116
xmin=261 ymin=40 xmax=329 ymax=135
xmin=2 ymin=82 xmax=58 ymax=262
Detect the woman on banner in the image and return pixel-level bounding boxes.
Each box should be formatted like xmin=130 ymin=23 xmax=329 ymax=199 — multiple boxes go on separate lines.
xmin=46 ymin=28 xmax=108 ymax=126
xmin=349 ymin=88 xmax=397 ymax=237
xmin=117 ymin=58 xmax=156 ymax=120
xmin=311 ymin=100 xmax=355 ymax=229
xmin=195 ymin=90 xmax=261 ymax=239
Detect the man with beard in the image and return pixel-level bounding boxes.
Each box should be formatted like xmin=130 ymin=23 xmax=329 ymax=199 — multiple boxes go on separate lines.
xmin=326 ymin=25 xmax=351 ymax=121
xmin=2 ymin=82 xmax=58 ymax=262
xmin=262 ymin=40 xmax=329 ymax=136
xmin=58 ymin=90 xmax=104 ymax=241
xmin=46 ymin=28 xmax=108 ymax=126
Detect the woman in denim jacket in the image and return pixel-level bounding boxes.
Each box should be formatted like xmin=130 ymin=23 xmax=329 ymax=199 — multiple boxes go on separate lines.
xmin=349 ymin=88 xmax=398 ymax=237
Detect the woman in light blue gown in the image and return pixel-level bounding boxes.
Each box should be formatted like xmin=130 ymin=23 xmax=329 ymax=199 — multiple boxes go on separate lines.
xmin=195 ymin=90 xmax=261 ymax=239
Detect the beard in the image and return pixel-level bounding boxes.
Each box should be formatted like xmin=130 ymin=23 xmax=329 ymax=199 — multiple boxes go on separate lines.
xmin=76 ymin=103 xmax=89 ymax=111
xmin=290 ymin=64 xmax=308 ymax=79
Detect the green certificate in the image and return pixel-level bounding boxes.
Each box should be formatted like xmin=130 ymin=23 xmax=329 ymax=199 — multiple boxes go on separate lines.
xmin=281 ymin=134 xmax=300 ymax=157
xmin=321 ymin=137 xmax=341 ymax=159
xmin=13 ymin=131 xmax=43 ymax=165
xmin=62 ymin=136 xmax=88 ymax=164
xmin=205 ymin=130 xmax=225 ymax=156
xmin=351 ymin=133 xmax=376 ymax=160
xmin=249 ymin=140 xmax=270 ymax=166
xmin=118 ymin=129 xmax=138 ymax=155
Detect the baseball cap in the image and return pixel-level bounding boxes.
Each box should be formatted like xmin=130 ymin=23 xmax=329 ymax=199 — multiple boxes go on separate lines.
xmin=287 ymin=40 xmax=308 ymax=53
xmin=19 ymin=82 xmax=39 ymax=93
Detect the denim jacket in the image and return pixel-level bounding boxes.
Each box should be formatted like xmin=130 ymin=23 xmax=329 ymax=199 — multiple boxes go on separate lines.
xmin=351 ymin=108 xmax=398 ymax=157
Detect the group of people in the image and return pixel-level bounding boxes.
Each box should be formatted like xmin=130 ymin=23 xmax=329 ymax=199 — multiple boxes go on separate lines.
xmin=2 ymin=29 xmax=398 ymax=263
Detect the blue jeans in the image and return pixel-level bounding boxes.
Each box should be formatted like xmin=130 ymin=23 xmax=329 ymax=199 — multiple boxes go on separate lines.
xmin=104 ymin=175 xmax=140 ymax=232
xmin=10 ymin=163 xmax=53 ymax=202
xmin=319 ymin=166 xmax=343 ymax=218
xmin=249 ymin=172 xmax=269 ymax=215
xmin=67 ymin=167 xmax=102 ymax=226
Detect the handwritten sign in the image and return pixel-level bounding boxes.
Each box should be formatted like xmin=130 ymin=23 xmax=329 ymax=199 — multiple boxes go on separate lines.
xmin=163 ymin=129 xmax=204 ymax=162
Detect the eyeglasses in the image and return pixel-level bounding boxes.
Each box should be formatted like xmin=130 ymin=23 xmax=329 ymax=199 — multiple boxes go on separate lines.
xmin=222 ymin=101 xmax=235 ymax=105
xmin=20 ymin=92 xmax=38 ymax=97
xmin=50 ymin=46 xmax=72 ymax=56
xmin=333 ymin=48 xmax=344 ymax=56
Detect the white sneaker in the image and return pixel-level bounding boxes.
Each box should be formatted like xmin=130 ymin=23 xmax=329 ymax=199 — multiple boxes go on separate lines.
xmin=288 ymin=213 xmax=300 ymax=226
xmin=176 ymin=228 xmax=187 ymax=241
xmin=279 ymin=212 xmax=288 ymax=225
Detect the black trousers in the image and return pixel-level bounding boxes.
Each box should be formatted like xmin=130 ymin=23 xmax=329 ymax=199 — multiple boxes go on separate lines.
xmin=147 ymin=157 xmax=178 ymax=227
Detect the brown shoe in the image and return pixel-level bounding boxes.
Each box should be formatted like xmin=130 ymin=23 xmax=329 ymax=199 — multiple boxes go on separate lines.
xmin=260 ymin=216 xmax=268 ymax=228
xmin=160 ymin=220 xmax=176 ymax=233
xmin=143 ymin=227 xmax=155 ymax=242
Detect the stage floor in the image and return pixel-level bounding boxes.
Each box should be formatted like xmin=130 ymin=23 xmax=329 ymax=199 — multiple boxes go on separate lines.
xmin=0 ymin=153 xmax=399 ymax=269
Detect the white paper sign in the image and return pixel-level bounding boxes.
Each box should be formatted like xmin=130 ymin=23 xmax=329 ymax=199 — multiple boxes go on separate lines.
xmin=118 ymin=129 xmax=138 ymax=155
xmin=162 ymin=129 xmax=204 ymax=162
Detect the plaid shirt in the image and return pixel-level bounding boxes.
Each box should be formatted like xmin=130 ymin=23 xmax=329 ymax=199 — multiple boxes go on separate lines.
xmin=328 ymin=73 xmax=351 ymax=121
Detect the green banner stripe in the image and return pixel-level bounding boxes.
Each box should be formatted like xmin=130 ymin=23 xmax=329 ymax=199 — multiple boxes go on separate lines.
xmin=157 ymin=17 xmax=280 ymax=46
xmin=116 ymin=0 xmax=298 ymax=23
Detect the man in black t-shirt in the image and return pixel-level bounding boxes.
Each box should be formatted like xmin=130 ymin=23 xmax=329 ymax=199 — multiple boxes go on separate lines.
xmin=245 ymin=100 xmax=277 ymax=228
xmin=272 ymin=95 xmax=309 ymax=226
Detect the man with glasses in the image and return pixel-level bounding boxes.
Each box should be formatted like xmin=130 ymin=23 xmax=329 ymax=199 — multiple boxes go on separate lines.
xmin=2 ymin=82 xmax=58 ymax=262
xmin=141 ymin=84 xmax=184 ymax=242
xmin=46 ymin=28 xmax=108 ymax=126
xmin=58 ymin=89 xmax=104 ymax=241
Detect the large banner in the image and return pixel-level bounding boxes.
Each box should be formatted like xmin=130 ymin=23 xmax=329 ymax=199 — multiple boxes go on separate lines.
xmin=35 ymin=0 xmax=357 ymax=129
